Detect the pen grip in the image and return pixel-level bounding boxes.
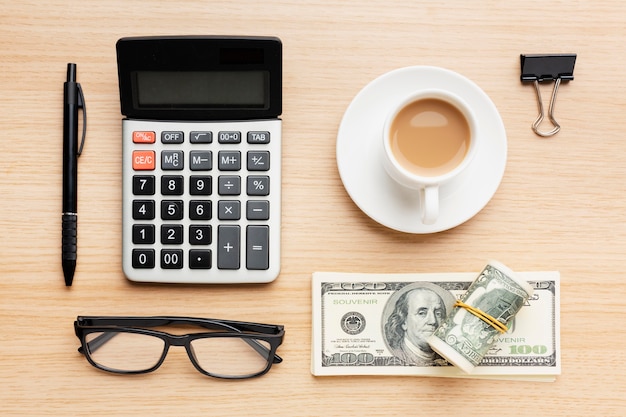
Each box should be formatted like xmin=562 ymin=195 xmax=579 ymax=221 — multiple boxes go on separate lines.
xmin=62 ymin=214 xmax=77 ymax=261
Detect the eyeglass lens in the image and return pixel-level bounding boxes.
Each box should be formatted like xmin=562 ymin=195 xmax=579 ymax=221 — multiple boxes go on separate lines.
xmin=189 ymin=337 xmax=272 ymax=378
xmin=86 ymin=331 xmax=165 ymax=372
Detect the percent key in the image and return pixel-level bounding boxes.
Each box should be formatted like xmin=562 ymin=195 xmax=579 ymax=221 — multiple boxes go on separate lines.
xmin=247 ymin=176 xmax=270 ymax=196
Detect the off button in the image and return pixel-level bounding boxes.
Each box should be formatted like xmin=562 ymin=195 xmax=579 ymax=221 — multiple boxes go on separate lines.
xmin=161 ymin=131 xmax=184 ymax=143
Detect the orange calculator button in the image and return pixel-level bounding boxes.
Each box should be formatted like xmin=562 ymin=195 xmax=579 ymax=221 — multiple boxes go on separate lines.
xmin=132 ymin=131 xmax=156 ymax=143
xmin=133 ymin=150 xmax=156 ymax=170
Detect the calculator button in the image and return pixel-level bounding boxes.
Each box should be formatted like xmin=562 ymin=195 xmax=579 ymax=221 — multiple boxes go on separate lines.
xmin=247 ymin=225 xmax=269 ymax=270
xmin=218 ymin=175 xmax=241 ymax=195
xmin=161 ymin=200 xmax=184 ymax=220
xmin=189 ymin=225 xmax=212 ymax=245
xmin=247 ymin=176 xmax=270 ymax=196
xmin=161 ymin=249 xmax=184 ymax=269
xmin=133 ymin=150 xmax=156 ymax=170
xmin=218 ymin=151 xmax=241 ymax=171
xmin=190 ymin=175 xmax=212 ymax=195
xmin=133 ymin=224 xmax=155 ymax=244
xmin=133 ymin=131 xmax=156 ymax=144
xmin=217 ymin=225 xmax=240 ymax=269
xmin=247 ymin=131 xmax=270 ymax=144
xmin=218 ymin=131 xmax=241 ymax=143
xmin=189 ymin=250 xmax=212 ymax=269
xmin=190 ymin=151 xmax=212 ymax=171
xmin=218 ymin=200 xmax=241 ymax=220
xmin=161 ymin=131 xmax=184 ymax=144
xmin=161 ymin=176 xmax=184 ymax=195
xmin=189 ymin=200 xmax=212 ymax=220
xmin=133 ymin=175 xmax=155 ymax=195
xmin=247 ymin=151 xmax=270 ymax=171
xmin=132 ymin=249 xmax=155 ymax=268
xmin=190 ymin=131 xmax=212 ymax=143
xmin=133 ymin=200 xmax=155 ymax=220
xmin=247 ymin=201 xmax=270 ymax=220
xmin=161 ymin=150 xmax=184 ymax=170
xmin=161 ymin=224 xmax=183 ymax=245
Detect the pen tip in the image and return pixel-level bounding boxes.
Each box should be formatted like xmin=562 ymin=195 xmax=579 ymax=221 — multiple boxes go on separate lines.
xmin=63 ymin=260 xmax=76 ymax=287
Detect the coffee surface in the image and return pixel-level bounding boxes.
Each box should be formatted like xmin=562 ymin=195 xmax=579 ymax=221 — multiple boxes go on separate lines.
xmin=389 ymin=98 xmax=471 ymax=177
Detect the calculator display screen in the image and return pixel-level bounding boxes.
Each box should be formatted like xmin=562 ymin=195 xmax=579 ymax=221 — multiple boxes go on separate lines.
xmin=135 ymin=70 xmax=268 ymax=108
xmin=117 ymin=36 xmax=282 ymax=120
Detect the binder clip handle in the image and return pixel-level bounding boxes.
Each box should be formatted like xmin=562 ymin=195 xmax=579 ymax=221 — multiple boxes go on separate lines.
xmin=520 ymin=54 xmax=576 ymax=137
xmin=531 ymin=77 xmax=561 ymax=137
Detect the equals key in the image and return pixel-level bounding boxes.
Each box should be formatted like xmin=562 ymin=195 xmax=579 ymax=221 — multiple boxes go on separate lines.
xmin=246 ymin=225 xmax=269 ymax=270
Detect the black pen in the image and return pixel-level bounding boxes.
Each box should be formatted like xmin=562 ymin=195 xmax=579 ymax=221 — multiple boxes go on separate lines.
xmin=62 ymin=63 xmax=86 ymax=286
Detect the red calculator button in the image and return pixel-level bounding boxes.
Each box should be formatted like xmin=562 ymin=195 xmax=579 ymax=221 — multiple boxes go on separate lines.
xmin=133 ymin=151 xmax=155 ymax=171
xmin=133 ymin=131 xmax=156 ymax=143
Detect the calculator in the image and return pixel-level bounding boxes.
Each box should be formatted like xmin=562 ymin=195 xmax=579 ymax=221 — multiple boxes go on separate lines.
xmin=116 ymin=36 xmax=282 ymax=284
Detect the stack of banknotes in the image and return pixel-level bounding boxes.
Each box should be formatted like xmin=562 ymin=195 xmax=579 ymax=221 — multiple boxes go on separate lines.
xmin=311 ymin=270 xmax=561 ymax=382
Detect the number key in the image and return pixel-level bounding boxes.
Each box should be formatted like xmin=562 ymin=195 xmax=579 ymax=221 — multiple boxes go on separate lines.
xmin=133 ymin=175 xmax=155 ymax=195
xmin=161 ymin=225 xmax=183 ymax=244
xmin=133 ymin=224 xmax=155 ymax=244
xmin=132 ymin=249 xmax=155 ymax=269
xmin=161 ymin=249 xmax=183 ymax=269
xmin=161 ymin=200 xmax=184 ymax=220
xmin=161 ymin=175 xmax=184 ymax=195
xmin=133 ymin=200 xmax=155 ymax=220
xmin=190 ymin=175 xmax=212 ymax=195
xmin=189 ymin=200 xmax=212 ymax=220
xmin=189 ymin=225 xmax=212 ymax=245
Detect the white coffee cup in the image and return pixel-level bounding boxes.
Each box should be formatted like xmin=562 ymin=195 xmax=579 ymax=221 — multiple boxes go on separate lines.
xmin=382 ymin=89 xmax=478 ymax=225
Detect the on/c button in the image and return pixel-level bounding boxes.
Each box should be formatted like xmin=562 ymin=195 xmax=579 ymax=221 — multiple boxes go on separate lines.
xmin=133 ymin=150 xmax=155 ymax=170
xmin=133 ymin=131 xmax=156 ymax=143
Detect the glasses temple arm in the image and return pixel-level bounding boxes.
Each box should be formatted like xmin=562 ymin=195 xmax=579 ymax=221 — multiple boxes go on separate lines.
xmin=243 ymin=338 xmax=283 ymax=363
xmin=77 ymin=332 xmax=118 ymax=355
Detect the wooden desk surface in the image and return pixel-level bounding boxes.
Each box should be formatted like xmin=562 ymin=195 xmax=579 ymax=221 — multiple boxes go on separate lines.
xmin=2 ymin=1 xmax=625 ymax=415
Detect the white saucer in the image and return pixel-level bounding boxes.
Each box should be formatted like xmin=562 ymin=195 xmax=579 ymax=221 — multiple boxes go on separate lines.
xmin=336 ymin=66 xmax=507 ymax=233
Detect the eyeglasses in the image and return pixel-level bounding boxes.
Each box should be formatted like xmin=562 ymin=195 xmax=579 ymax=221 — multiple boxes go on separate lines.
xmin=74 ymin=316 xmax=284 ymax=379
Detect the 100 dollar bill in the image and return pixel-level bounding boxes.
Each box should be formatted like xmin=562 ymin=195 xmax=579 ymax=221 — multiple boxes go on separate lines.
xmin=311 ymin=271 xmax=561 ymax=381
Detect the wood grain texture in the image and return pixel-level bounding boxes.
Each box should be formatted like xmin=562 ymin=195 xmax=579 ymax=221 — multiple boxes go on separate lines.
xmin=1 ymin=0 xmax=626 ymax=415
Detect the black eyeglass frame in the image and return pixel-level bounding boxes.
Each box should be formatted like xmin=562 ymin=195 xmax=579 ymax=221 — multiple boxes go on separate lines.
xmin=74 ymin=316 xmax=284 ymax=379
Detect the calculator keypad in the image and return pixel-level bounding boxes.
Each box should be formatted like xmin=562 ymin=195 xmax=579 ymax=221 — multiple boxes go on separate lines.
xmin=122 ymin=119 xmax=281 ymax=284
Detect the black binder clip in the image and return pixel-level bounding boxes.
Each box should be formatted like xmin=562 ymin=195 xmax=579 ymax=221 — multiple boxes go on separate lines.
xmin=520 ymin=53 xmax=576 ymax=137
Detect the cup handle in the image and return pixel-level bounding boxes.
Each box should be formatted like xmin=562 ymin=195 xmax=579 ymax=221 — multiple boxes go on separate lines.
xmin=421 ymin=185 xmax=438 ymax=225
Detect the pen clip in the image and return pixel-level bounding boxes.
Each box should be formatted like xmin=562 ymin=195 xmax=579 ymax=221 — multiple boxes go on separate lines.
xmin=77 ymin=83 xmax=87 ymax=156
